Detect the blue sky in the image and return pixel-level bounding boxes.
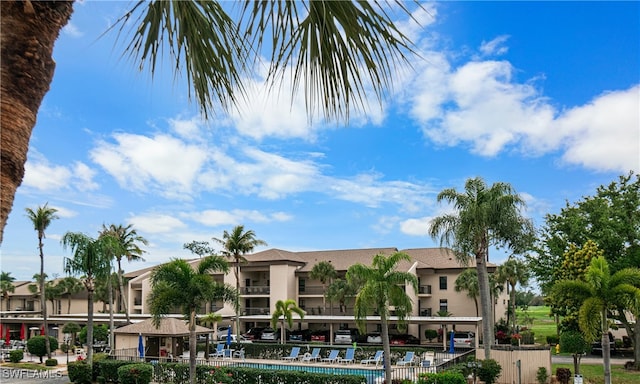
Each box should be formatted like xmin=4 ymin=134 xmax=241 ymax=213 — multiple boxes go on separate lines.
xmin=2 ymin=1 xmax=638 ymax=282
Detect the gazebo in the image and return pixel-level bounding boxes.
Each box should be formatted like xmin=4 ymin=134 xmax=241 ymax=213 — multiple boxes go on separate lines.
xmin=113 ymin=317 xmax=211 ymax=359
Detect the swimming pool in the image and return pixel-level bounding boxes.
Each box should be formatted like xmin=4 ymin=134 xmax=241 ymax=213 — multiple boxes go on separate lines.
xmin=232 ymin=361 xmax=384 ymax=384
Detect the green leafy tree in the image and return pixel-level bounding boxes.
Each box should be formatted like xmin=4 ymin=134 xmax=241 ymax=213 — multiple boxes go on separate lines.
xmin=61 ymin=232 xmax=114 ymax=364
xmin=100 ymin=224 xmax=147 ymax=323
xmin=270 ymin=299 xmax=305 ymax=344
xmin=57 ymin=276 xmax=83 ymax=314
xmin=25 ymin=202 xmax=58 ymax=358
xmin=310 ymin=261 xmax=337 ymax=314
xmin=62 ymin=322 xmax=81 ymax=347
xmin=477 ymin=358 xmax=502 ymax=384
xmin=183 ymin=241 xmax=215 ymax=258
xmin=496 ymin=256 xmax=530 ymax=332
xmin=429 ymin=177 xmax=534 ymax=358
xmin=552 ymin=256 xmax=640 ymax=384
xmin=326 ymin=278 xmax=357 ymax=313
xmin=148 ymin=256 xmax=237 ymax=384
xmin=79 ymin=324 xmax=109 ymax=344
xmin=455 ymin=268 xmax=480 ymax=316
xmin=346 ymin=251 xmax=418 ymax=384
xmin=213 ymin=225 xmax=266 ymax=336
xmin=559 ymin=331 xmax=590 ymax=375
xmin=0 ymin=0 xmax=416 ymax=242
xmin=26 ymin=336 xmax=58 ymax=363
xmin=200 ymin=312 xmax=222 ymax=358
xmin=1 ymin=271 xmax=16 ymax=311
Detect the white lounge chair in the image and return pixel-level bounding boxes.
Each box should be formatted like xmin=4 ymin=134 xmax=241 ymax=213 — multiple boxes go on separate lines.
xmin=282 ymin=346 xmax=301 ymax=361
xmin=361 ymin=350 xmax=383 ymax=365
xmin=396 ymin=351 xmax=415 ymax=366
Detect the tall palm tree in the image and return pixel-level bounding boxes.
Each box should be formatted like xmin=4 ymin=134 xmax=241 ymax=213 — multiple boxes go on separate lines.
xmin=552 ymin=256 xmax=640 ymax=384
xmin=455 ymin=268 xmax=480 ymax=317
xmin=496 ymin=256 xmax=530 ymax=331
xmin=213 ymin=225 xmax=266 ymax=335
xmin=0 ymin=1 xmax=416 ymax=242
xmin=428 ymin=177 xmax=534 ymax=358
xmin=25 ymin=202 xmax=58 ymax=359
xmin=200 ymin=312 xmax=222 ymax=359
xmin=100 ymin=223 xmax=148 ymax=323
xmin=270 ymin=299 xmax=305 ymax=344
xmin=346 ymin=252 xmax=418 ymax=384
xmin=148 ymin=256 xmax=237 ymax=384
xmin=57 ymin=276 xmax=83 ymax=314
xmin=29 ymin=274 xmax=63 ymax=316
xmin=0 ymin=271 xmax=16 ymax=311
xmin=61 ymin=232 xmax=114 ymax=364
xmin=326 ymin=278 xmax=357 ymax=314
xmin=309 ymin=261 xmax=337 ymax=314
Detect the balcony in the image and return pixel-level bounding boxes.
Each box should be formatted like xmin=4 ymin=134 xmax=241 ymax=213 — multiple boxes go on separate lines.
xmin=242 ymin=307 xmax=270 ymax=315
xmin=240 ymin=286 xmax=270 ymax=295
xmin=298 ymin=286 xmax=325 ymax=295
xmin=133 ymin=298 xmax=142 ymax=306
xmin=418 ymin=285 xmax=432 ymax=295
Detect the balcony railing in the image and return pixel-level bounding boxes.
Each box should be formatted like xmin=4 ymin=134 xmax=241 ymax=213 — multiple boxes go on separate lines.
xmin=418 ymin=285 xmax=432 ymax=294
xmin=134 ymin=298 xmax=142 ymax=306
xmin=298 ymin=286 xmax=325 ymax=295
xmin=242 ymin=307 xmax=270 ymax=315
xmin=240 ymin=286 xmax=270 ymax=295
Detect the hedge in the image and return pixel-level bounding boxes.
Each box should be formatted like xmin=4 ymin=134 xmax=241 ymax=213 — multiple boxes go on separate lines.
xmin=68 ymin=361 xmax=92 ymax=384
xmin=418 ymin=372 xmax=466 ymax=384
xmin=118 ymin=363 xmax=153 ymax=384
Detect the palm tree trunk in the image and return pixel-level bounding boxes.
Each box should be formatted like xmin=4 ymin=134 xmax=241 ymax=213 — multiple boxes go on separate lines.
xmin=189 ymin=309 xmax=197 ymax=384
xmin=477 ymin=251 xmax=494 ymax=358
xmin=234 ymin=261 xmax=240 ymax=336
xmin=602 ymin=310 xmax=612 ymax=384
xmin=117 ymin=260 xmax=131 ymax=323
xmin=108 ymin=275 xmax=115 ymax=348
xmin=86 ymin=285 xmax=95 ymax=365
xmin=380 ymin=312 xmax=392 ymax=384
xmin=0 ymin=1 xmax=74 ymax=242
xmin=510 ymin=283 xmax=517 ymax=332
xmin=39 ymin=236 xmax=51 ymax=359
xmin=67 ymin=293 xmax=72 ymax=314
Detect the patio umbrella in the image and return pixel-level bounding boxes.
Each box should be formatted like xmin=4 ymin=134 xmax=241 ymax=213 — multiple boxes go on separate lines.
xmin=20 ymin=323 xmax=25 ymax=340
xmin=449 ymin=331 xmax=455 ymax=354
xmin=226 ymin=326 xmax=231 ymax=348
xmin=0 ymin=324 xmax=3 ymax=343
xmin=138 ymin=334 xmax=145 ymax=359
xmin=5 ymin=326 xmax=10 ymax=345
xmin=41 ymin=325 xmax=45 ymax=336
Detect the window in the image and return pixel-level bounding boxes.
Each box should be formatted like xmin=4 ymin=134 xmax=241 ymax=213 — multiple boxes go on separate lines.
xmin=298 ymin=278 xmax=305 ymax=293
xmin=439 ymin=276 xmax=447 ymax=290
xmin=439 ymin=299 xmax=448 ymax=312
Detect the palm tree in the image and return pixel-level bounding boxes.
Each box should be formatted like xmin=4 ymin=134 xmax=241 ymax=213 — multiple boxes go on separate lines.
xmin=326 ymin=278 xmax=357 ymax=314
xmin=496 ymin=256 xmax=530 ymax=332
xmin=0 ymin=271 xmax=16 ymax=311
xmin=552 ymin=256 xmax=640 ymax=384
xmin=270 ymin=299 xmax=305 ymax=344
xmin=213 ymin=225 xmax=267 ymax=335
xmin=25 ymin=202 xmax=58 ymax=359
xmin=200 ymin=312 xmax=222 ymax=359
xmin=428 ymin=177 xmax=534 ymax=358
xmin=309 ymin=261 xmax=337 ymax=314
xmin=0 ymin=1 xmax=415 ymax=242
xmin=148 ymin=256 xmax=237 ymax=384
xmin=100 ymin=224 xmax=148 ymax=323
xmin=61 ymin=232 xmax=114 ymax=364
xmin=62 ymin=322 xmax=81 ymax=349
xmin=455 ymin=268 xmax=480 ymax=316
xmin=346 ymin=252 xmax=418 ymax=384
xmin=57 ymin=276 xmax=83 ymax=314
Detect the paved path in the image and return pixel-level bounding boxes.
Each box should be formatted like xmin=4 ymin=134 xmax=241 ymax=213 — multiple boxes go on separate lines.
xmin=552 ymin=355 xmax=629 ymax=365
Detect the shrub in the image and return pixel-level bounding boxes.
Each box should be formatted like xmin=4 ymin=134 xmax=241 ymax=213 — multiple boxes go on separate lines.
xmin=521 ymin=331 xmax=535 ymax=344
xmin=101 ymin=359 xmax=135 ymax=383
xmin=68 ymin=361 xmax=92 ymax=384
xmin=477 ymin=359 xmax=502 ymax=384
xmin=26 ymin=336 xmax=59 ymax=363
xmin=536 ymin=367 xmax=549 ymax=384
xmin=424 ymin=329 xmax=438 ymax=342
xmin=117 ymin=363 xmax=153 ymax=384
xmin=92 ymin=352 xmax=110 ymax=381
xmin=60 ymin=344 xmax=70 ymax=353
xmin=45 ymin=358 xmax=58 ymax=366
xmin=555 ymin=368 xmax=571 ymax=384
xmin=418 ymin=372 xmax=466 ymax=384
xmin=8 ymin=349 xmax=23 ymax=363
xmin=546 ymin=335 xmax=559 ymax=345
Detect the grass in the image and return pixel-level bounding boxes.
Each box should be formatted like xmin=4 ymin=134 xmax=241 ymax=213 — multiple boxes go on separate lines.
xmin=553 ymin=363 xmax=639 ymax=384
xmin=0 ymin=362 xmax=54 ymax=370
xmin=516 ymin=305 xmax=558 ymax=344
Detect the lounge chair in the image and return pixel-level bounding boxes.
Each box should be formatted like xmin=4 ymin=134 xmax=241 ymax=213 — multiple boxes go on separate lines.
xmin=321 ymin=349 xmax=340 ymax=363
xmin=196 ymin=351 xmax=205 ymax=359
xmin=396 ymin=351 xmax=415 ymax=366
xmin=361 ymin=350 xmax=383 ymax=365
xmin=209 ymin=344 xmax=225 ymax=358
xmin=282 ymin=346 xmax=301 ymax=361
xmin=301 ymin=348 xmax=321 ymax=362
xmin=339 ymin=348 xmax=355 ymax=364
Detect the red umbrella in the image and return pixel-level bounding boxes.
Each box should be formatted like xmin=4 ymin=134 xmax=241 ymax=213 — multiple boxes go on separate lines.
xmin=5 ymin=326 xmax=10 ymax=345
xmin=40 ymin=325 xmax=45 ymax=336
xmin=20 ymin=323 xmax=25 ymax=340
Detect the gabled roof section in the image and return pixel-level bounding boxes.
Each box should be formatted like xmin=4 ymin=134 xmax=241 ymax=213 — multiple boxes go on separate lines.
xmin=244 ymin=248 xmax=305 ymax=264
xmin=113 ymin=317 xmax=210 ymax=336
xmin=296 ymin=247 xmax=398 ymax=272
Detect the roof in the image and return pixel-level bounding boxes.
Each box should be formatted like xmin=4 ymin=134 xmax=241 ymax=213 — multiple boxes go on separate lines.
xmin=296 ymin=247 xmax=399 ymax=272
xmin=113 ymin=317 xmax=211 ymax=336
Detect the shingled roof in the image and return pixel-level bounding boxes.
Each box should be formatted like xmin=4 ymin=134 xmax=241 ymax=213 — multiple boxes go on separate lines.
xmin=113 ymin=317 xmax=210 ymax=336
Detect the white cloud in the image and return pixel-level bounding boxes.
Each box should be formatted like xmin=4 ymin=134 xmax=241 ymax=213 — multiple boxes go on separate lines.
xmin=479 ymin=35 xmax=510 ymax=57
xmin=23 ymin=160 xmax=72 ymax=191
xmin=183 ymin=209 xmax=292 ymax=227
xmin=62 ymin=22 xmax=83 ymax=38
xmin=91 ymin=133 xmax=208 ymax=198
xmin=127 ymin=213 xmax=187 ymax=234
xmin=399 ymin=217 xmax=433 ymax=236
xmin=168 ymin=117 xmax=203 ymax=140
xmin=50 ymin=205 xmax=78 ymax=219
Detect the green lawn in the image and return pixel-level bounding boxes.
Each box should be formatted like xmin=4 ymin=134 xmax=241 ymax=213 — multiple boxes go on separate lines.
xmin=516 ymin=305 xmax=558 ymax=344
xmin=552 ymin=363 xmax=639 ymax=384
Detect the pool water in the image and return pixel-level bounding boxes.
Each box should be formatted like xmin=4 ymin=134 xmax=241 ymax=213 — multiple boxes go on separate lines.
xmin=232 ymin=362 xmax=384 ymax=383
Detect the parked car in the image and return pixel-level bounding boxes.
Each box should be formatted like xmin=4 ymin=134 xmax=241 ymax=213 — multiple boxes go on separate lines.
xmin=242 ymin=327 xmax=265 ymax=341
xmin=591 ymin=332 xmax=615 ymax=355
xmin=310 ymin=329 xmax=330 ymax=342
xmin=453 ymin=332 xmax=475 ymax=348
xmin=260 ymin=328 xmax=289 ymax=341
xmin=219 ymin=334 xmax=252 ymax=344
xmin=390 ymin=334 xmax=420 ymax=345
xmin=216 ymin=326 xmax=232 ymax=340
xmin=334 ymin=328 xmax=360 ymax=344
xmin=366 ymin=332 xmax=382 ymax=344
xmin=289 ymin=329 xmax=312 ymax=342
